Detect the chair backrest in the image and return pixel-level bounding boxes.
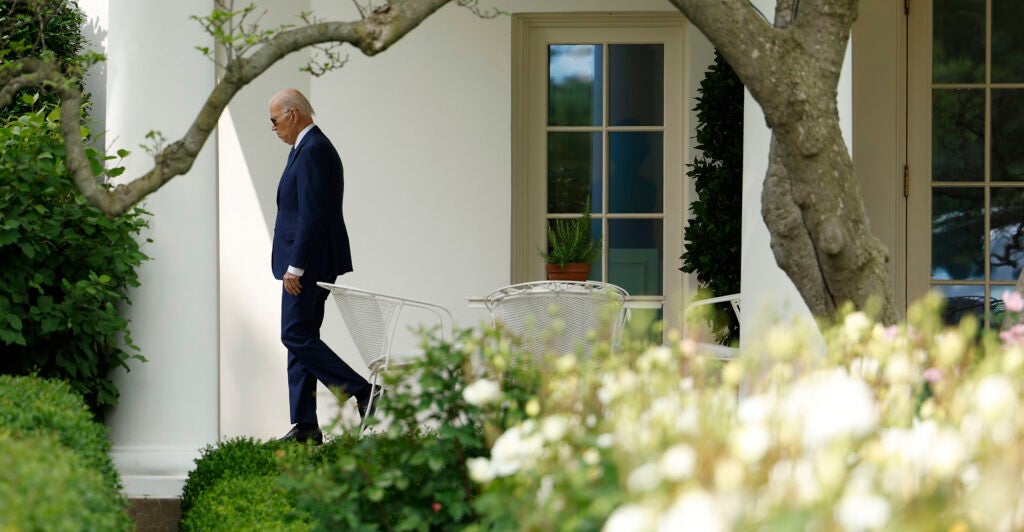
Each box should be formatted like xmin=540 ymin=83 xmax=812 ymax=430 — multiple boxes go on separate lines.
xmin=484 ymin=281 xmax=628 ymax=362
xmin=323 ymin=285 xmax=403 ymax=372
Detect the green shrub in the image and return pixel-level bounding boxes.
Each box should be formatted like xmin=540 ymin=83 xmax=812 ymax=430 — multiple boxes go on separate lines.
xmin=0 ymin=106 xmax=149 ymax=414
xmin=280 ymin=327 xmax=523 ymax=531
xmin=0 ymin=374 xmax=123 ymax=500
xmin=180 ymin=436 xmax=293 ymax=514
xmin=180 ymin=475 xmax=314 ymax=532
xmin=0 ymin=0 xmax=87 ymax=122
xmin=0 ymin=433 xmax=131 ymax=531
xmin=681 ymin=50 xmax=743 ymax=343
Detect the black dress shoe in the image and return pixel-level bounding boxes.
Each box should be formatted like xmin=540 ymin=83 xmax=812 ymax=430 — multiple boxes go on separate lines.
xmin=278 ymin=425 xmax=323 ymax=445
xmin=357 ymin=387 xmax=383 ymax=420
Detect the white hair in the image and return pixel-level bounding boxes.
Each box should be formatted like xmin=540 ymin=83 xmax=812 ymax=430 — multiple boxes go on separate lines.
xmin=269 ymin=89 xmax=315 ymax=118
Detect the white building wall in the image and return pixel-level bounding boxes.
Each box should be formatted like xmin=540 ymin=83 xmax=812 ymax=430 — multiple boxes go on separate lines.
xmin=219 ymin=0 xmax=709 ymax=440
xmin=78 ymin=0 xmax=220 ymax=498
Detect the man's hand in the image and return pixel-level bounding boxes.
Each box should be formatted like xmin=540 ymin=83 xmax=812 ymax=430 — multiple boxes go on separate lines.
xmin=283 ymin=272 xmax=302 ymax=296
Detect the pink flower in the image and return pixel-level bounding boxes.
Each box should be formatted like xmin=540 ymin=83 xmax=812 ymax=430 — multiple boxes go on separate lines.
xmin=1003 ymin=290 xmax=1024 ymax=313
xmin=923 ymin=367 xmax=943 ymax=383
xmin=999 ymin=324 xmax=1024 ymax=345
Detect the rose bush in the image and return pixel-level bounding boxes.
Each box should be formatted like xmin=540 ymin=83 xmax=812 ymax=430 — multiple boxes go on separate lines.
xmin=466 ymin=292 xmax=1024 ymax=531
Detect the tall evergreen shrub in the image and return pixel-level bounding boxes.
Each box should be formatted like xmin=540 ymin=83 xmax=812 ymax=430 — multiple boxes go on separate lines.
xmin=681 ymin=51 xmax=744 ymax=343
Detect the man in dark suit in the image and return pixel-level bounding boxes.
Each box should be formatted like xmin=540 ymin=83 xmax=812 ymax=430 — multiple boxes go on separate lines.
xmin=269 ymin=89 xmax=375 ymax=444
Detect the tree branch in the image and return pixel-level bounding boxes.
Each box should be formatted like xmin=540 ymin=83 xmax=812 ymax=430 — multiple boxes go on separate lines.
xmin=0 ymin=0 xmax=453 ymax=217
xmin=667 ymin=0 xmax=787 ymax=114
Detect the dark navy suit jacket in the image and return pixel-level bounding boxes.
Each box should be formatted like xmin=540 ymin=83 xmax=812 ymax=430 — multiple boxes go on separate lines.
xmin=272 ymin=126 xmax=353 ymax=281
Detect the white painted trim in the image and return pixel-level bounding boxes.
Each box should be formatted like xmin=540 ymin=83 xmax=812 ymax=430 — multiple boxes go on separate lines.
xmin=111 ymin=446 xmax=202 ymax=499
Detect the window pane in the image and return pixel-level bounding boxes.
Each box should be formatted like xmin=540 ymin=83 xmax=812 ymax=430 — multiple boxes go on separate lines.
xmin=991 ymin=89 xmax=1024 ymax=181
xmin=992 ymin=2 xmax=1024 ymax=83
xmin=609 ymin=44 xmax=663 ymax=126
xmin=609 ymin=132 xmax=663 ymax=214
xmin=932 ymin=0 xmax=985 ymax=84
xmin=990 ymin=187 xmax=1024 ymax=281
xmin=934 ymin=285 xmax=986 ymax=325
xmin=548 ymin=132 xmax=601 ymax=213
xmin=608 ymin=219 xmax=662 ymax=295
xmin=932 ymin=89 xmax=984 ymax=182
xmin=932 ymin=187 xmax=984 ymax=281
xmin=549 ymin=45 xmax=603 ymax=127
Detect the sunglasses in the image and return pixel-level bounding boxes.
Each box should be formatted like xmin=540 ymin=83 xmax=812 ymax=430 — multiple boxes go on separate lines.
xmin=270 ymin=108 xmax=291 ymax=126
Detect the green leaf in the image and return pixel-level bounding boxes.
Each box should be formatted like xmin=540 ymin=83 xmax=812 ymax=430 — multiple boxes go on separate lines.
xmin=116 ymin=148 xmax=130 ymax=158
xmin=107 ymin=167 xmax=125 ymax=178
xmin=5 ymin=314 xmax=23 ymax=331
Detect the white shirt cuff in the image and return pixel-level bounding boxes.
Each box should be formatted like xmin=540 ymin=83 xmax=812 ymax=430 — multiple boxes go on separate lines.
xmin=287 ymin=266 xmax=304 ymax=276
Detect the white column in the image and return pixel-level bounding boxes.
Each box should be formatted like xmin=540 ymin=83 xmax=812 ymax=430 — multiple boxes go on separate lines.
xmin=740 ymin=1 xmax=852 ymax=342
xmin=92 ymin=0 xmax=219 ymax=498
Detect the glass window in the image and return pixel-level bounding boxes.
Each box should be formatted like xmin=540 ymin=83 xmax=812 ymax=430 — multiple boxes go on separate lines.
xmin=549 ymin=45 xmax=603 ymax=127
xmin=609 ymin=44 xmax=664 ymax=126
xmin=932 ymin=0 xmax=985 ymax=84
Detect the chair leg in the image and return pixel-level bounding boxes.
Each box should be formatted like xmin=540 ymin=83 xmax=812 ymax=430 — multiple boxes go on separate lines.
xmin=359 ymin=372 xmax=381 ymax=432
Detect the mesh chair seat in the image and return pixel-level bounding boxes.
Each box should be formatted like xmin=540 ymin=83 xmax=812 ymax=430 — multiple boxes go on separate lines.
xmin=317 ymin=283 xmax=453 ymax=428
xmin=685 ymin=292 xmax=742 ymax=360
xmin=483 ymin=281 xmax=628 ymax=362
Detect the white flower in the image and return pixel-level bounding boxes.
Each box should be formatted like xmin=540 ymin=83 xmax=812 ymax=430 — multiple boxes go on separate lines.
xmin=466 ymin=457 xmax=494 ymax=483
xmin=489 ymin=421 xmax=544 ymax=477
xmin=627 ymin=462 xmax=661 ymax=493
xmin=541 ymin=415 xmax=570 ymax=442
xmin=843 ymin=311 xmax=872 ymax=342
xmin=659 ymin=444 xmax=697 ymax=481
xmin=463 ymin=378 xmax=501 ymax=406
xmin=658 ymin=490 xmax=725 ymax=532
xmin=638 ymin=345 xmax=672 ymax=370
xmin=780 ymin=369 xmax=878 ymax=448
xmin=603 ymin=503 xmax=657 ymax=532
xmin=835 ymin=491 xmax=890 ymax=532
xmin=596 ymin=433 xmax=615 ymax=448
xmin=582 ymin=448 xmax=601 ymax=466
xmin=976 ymin=374 xmax=1017 ymax=423
xmin=935 ymin=331 xmax=966 ymax=366
xmin=975 ymin=375 xmax=1019 ymax=444
xmin=537 ymin=475 xmax=554 ymax=504
xmin=730 ymin=424 xmax=771 ymax=464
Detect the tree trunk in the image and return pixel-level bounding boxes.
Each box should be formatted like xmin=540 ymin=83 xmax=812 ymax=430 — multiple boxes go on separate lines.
xmin=669 ymin=0 xmax=898 ymax=323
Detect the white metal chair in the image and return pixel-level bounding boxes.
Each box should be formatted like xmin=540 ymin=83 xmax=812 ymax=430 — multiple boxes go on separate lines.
xmin=317 ymin=283 xmax=453 ymax=428
xmin=483 ymin=281 xmax=628 ymax=363
xmin=685 ymin=292 xmax=742 ymax=359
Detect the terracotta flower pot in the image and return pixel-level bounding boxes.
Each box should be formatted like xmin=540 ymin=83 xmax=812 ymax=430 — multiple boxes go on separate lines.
xmin=545 ymin=263 xmax=591 ymax=281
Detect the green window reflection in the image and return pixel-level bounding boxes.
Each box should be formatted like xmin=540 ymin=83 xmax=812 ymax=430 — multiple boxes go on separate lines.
xmin=608 ymin=219 xmax=662 ymax=296
xmin=932 ymin=0 xmax=985 ymax=84
xmin=609 ymin=132 xmax=663 ymax=214
xmin=992 ymin=2 xmax=1024 ymax=83
xmin=991 ymin=89 xmax=1024 ymax=181
xmin=990 ymin=187 xmax=1024 ymax=281
xmin=549 ymin=45 xmax=602 ymax=127
xmin=932 ymin=187 xmax=984 ymax=281
xmin=609 ymin=44 xmax=664 ymax=126
xmin=932 ymin=89 xmax=984 ymax=182
xmin=548 ymin=132 xmax=601 ymax=213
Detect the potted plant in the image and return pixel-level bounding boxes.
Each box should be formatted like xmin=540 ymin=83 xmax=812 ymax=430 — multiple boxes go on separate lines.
xmin=539 ymin=203 xmax=601 ymax=281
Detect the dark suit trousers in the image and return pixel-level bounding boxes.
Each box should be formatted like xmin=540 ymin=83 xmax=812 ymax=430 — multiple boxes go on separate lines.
xmin=281 ymin=276 xmax=368 ymax=426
